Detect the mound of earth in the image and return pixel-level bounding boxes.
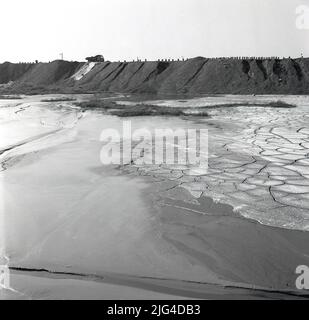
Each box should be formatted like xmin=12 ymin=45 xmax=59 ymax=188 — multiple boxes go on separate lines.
xmin=1 ymin=57 xmax=309 ymax=95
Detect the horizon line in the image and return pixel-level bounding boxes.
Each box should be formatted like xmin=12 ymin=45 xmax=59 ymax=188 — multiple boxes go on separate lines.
xmin=0 ymin=55 xmax=308 ymax=64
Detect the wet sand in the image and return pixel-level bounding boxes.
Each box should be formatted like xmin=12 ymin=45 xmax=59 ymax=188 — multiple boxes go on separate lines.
xmin=143 ymin=179 xmax=309 ymax=292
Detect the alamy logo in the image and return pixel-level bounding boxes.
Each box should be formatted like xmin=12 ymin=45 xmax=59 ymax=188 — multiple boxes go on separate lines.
xmin=100 ymin=121 xmax=208 ymax=169
xmin=0 ymin=265 xmax=10 ymax=290
xmin=295 ymin=265 xmax=309 ymax=290
xmin=296 ymin=5 xmax=309 ymax=29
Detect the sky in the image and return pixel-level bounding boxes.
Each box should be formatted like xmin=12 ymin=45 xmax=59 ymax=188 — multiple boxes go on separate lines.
xmin=0 ymin=0 xmax=308 ymax=62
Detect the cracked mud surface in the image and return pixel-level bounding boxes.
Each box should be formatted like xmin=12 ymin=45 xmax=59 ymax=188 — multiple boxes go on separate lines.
xmin=1 ymin=95 xmax=309 ymax=232
xmin=119 ymin=96 xmax=309 ymax=231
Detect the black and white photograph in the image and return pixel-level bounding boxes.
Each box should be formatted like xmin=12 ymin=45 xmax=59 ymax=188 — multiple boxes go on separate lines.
xmin=1 ymin=0 xmax=309 ymax=304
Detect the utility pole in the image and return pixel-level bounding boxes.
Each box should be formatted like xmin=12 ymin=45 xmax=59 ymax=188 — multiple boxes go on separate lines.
xmin=60 ymin=53 xmax=64 ymax=60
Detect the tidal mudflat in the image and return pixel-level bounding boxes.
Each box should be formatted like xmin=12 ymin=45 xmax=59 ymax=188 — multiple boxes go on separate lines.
xmin=1 ymin=94 xmax=309 ymax=299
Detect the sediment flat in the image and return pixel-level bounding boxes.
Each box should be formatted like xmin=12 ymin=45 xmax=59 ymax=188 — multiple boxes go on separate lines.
xmin=1 ymin=94 xmax=309 ymax=299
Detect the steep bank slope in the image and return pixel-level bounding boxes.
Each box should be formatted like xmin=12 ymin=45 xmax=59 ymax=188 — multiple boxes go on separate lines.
xmin=1 ymin=57 xmax=309 ymax=94
xmin=0 ymin=60 xmax=84 ymax=94
xmin=0 ymin=62 xmax=33 ymax=84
